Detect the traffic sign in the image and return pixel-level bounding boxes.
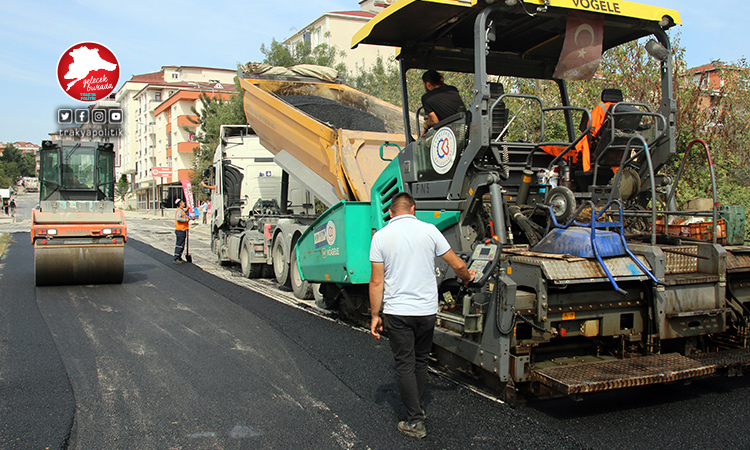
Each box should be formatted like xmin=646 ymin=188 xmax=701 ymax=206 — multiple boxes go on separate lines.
xmin=151 ymin=167 xmax=172 ymax=177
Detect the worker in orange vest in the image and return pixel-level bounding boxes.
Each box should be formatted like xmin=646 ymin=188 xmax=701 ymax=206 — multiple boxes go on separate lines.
xmin=174 ymin=199 xmax=190 ymax=264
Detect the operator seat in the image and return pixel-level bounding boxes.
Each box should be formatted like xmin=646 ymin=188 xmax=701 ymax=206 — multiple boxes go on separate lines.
xmin=589 ymin=88 xmax=644 ymax=168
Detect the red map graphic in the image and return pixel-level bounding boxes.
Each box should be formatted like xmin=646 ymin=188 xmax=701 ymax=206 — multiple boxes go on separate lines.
xmin=57 ymin=42 xmax=120 ymax=102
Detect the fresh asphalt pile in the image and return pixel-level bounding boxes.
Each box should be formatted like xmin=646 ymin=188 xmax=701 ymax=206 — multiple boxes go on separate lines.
xmin=282 ymin=95 xmax=387 ymax=133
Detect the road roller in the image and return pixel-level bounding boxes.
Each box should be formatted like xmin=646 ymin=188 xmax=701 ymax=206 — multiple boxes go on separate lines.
xmin=31 ymin=140 xmax=126 ymax=286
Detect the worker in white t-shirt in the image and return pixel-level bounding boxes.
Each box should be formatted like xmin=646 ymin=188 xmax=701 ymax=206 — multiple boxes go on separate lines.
xmin=369 ymin=191 xmax=474 ymax=439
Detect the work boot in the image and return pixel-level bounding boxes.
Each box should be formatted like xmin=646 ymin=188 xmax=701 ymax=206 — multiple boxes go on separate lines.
xmin=397 ymin=420 xmax=426 ymax=439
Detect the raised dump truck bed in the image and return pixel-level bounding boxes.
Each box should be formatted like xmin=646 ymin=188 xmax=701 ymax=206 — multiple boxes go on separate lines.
xmin=212 ymin=72 xmax=411 ymax=300
xmin=238 ymin=74 xmax=408 ymax=204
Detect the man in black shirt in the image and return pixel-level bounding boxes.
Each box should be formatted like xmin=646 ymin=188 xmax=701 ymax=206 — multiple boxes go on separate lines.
xmin=421 ymin=70 xmax=466 ymax=135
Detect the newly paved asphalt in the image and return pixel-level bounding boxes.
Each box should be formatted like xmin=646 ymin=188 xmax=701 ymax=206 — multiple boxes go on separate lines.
xmin=1 ymin=235 xmax=583 ymax=449
xmin=0 ymin=233 xmax=74 ymax=449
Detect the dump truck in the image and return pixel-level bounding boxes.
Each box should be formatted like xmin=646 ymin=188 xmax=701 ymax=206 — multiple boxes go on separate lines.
xmin=223 ymin=71 xmax=408 ymax=299
xmin=32 ymin=141 xmax=126 ymax=286
xmin=290 ymin=0 xmax=750 ymax=403
xmin=208 ymin=125 xmax=319 ymax=297
xmin=23 ymin=177 xmax=39 ymax=193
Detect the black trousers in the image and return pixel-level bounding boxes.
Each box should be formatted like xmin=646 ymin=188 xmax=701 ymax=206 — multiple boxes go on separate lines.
xmin=384 ymin=314 xmax=436 ymax=423
xmin=174 ymin=229 xmax=186 ymax=260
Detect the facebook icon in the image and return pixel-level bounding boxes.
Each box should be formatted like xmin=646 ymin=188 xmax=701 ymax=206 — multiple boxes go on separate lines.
xmin=74 ymin=109 xmax=90 ymax=124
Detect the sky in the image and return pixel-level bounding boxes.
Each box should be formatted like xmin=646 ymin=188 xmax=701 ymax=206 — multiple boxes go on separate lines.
xmin=0 ymin=0 xmax=747 ymax=144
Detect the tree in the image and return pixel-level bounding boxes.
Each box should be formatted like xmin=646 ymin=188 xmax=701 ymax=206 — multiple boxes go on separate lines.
xmin=260 ymin=32 xmax=348 ymax=76
xmin=0 ymin=144 xmax=35 ymax=186
xmin=0 ymin=144 xmax=21 ymax=164
xmin=260 ymin=38 xmax=297 ymax=67
xmin=0 ymin=165 xmax=12 ymax=189
xmin=19 ymin=153 xmax=35 ymax=177
xmin=115 ymin=174 xmax=130 ymax=202
xmin=348 ymin=55 xmax=473 ymax=124
xmin=186 ymin=77 xmax=247 ymax=200
xmin=669 ymin=57 xmax=750 ymax=233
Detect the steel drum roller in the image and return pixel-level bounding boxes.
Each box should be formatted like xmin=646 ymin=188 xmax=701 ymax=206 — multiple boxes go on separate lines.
xmin=34 ymin=243 xmax=124 ymax=286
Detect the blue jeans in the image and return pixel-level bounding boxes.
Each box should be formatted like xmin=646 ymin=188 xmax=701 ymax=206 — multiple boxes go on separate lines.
xmin=384 ymin=314 xmax=436 ymax=423
xmin=174 ymin=230 xmax=186 ymax=260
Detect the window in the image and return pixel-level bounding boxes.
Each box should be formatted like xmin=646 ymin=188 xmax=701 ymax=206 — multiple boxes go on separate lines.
xmin=313 ymin=28 xmax=321 ymax=46
xmin=171 ymin=73 xmax=179 ymax=79
xmin=40 ymin=148 xmax=59 ymax=200
xmin=155 ymin=92 xmax=161 ymax=102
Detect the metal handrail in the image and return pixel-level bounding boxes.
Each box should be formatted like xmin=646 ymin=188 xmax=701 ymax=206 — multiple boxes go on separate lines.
xmin=602 ymin=136 xmax=658 ymax=245
xmin=665 ymin=139 xmax=719 ymax=244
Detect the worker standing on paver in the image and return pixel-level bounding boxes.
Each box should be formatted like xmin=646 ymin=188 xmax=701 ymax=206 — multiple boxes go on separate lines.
xmin=369 ymin=192 xmax=474 ymax=439
xmin=174 ymin=199 xmax=189 ymax=264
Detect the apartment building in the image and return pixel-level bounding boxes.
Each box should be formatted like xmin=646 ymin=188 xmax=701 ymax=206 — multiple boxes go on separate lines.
xmin=114 ymin=66 xmax=235 ymax=209
xmin=150 ymin=85 xmax=235 ymax=208
xmin=283 ymin=0 xmax=396 ymax=74
xmin=685 ymin=62 xmax=747 ymax=110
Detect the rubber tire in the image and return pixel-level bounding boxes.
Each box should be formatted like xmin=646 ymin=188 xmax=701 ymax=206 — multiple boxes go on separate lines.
xmin=272 ymin=236 xmax=291 ymax=288
xmin=314 ymin=283 xmax=339 ymax=310
xmin=240 ymin=242 xmax=262 ymax=278
xmin=290 ymin=245 xmax=313 ymax=299
xmin=213 ymin=233 xmax=232 ymax=266
xmin=545 ymin=186 xmax=577 ymax=225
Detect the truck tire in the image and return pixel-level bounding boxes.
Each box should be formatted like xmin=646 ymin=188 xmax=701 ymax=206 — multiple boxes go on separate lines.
xmin=240 ymin=242 xmax=261 ymax=278
xmin=314 ymin=283 xmax=339 ymax=310
xmin=290 ymin=245 xmax=313 ymax=299
xmin=272 ymin=236 xmax=291 ymax=288
xmin=213 ymin=233 xmax=232 ymax=266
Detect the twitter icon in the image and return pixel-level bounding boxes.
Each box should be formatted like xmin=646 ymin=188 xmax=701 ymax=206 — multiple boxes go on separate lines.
xmin=58 ymin=109 xmax=73 ymax=124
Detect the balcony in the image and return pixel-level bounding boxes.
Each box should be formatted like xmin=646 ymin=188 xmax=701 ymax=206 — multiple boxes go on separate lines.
xmin=177 ymin=115 xmax=199 ymax=128
xmin=176 ymin=142 xmax=199 ymax=154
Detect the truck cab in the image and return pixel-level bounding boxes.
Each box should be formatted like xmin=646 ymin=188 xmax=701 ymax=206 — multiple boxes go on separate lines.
xmin=208 ymin=125 xmax=317 ymax=297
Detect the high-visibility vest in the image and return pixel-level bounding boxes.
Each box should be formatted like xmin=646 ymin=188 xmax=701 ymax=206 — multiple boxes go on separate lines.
xmin=175 ymin=208 xmax=189 ymax=230
xmin=540 ymin=101 xmax=616 ymax=173
xmin=589 ymin=102 xmax=616 ymax=140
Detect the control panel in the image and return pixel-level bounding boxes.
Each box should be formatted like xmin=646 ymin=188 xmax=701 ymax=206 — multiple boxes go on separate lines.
xmin=467 ymin=241 xmax=499 ymax=287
